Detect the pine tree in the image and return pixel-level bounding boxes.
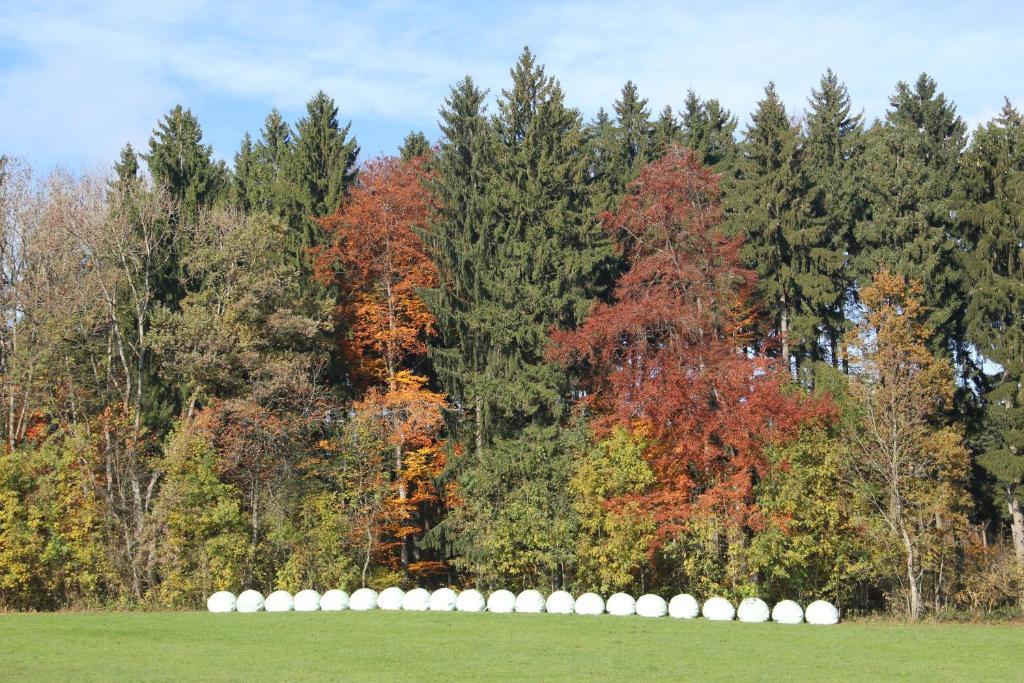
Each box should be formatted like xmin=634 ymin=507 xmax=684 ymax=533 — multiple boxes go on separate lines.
xmin=251 ymin=109 xmax=296 ymax=217
xmin=231 ymin=133 xmax=257 ymax=212
xmin=425 ymin=50 xmax=615 ymax=583
xmin=959 ymin=100 xmax=1024 ymax=563
xmin=113 ymin=143 xmax=139 ymax=189
xmin=855 ymin=74 xmax=967 ymax=365
xmin=289 ymin=91 xmax=359 ymax=278
xmin=680 ymin=90 xmax=739 ymax=173
xmin=143 ymin=105 xmax=227 ymax=223
xmin=588 ymin=82 xmax=654 ymax=211
xmin=399 ymin=131 xmax=431 ymax=160
xmin=728 ymin=83 xmax=816 ymax=372
xmin=650 ymin=105 xmax=680 ymax=157
xmin=803 ymin=69 xmax=865 ymax=369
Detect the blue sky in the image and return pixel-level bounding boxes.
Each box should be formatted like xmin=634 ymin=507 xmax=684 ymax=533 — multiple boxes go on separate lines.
xmin=2 ymin=1 xmax=1022 ymax=173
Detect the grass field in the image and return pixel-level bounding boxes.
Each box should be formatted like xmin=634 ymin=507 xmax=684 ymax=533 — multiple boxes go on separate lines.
xmin=0 ymin=610 xmax=1017 ymax=681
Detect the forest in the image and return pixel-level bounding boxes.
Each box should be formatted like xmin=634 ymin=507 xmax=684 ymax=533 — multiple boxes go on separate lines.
xmin=0 ymin=47 xmax=1021 ymax=621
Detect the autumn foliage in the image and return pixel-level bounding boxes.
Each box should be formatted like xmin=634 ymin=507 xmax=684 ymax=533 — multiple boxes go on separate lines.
xmin=316 ymin=156 xmax=446 ymax=575
xmin=552 ymin=147 xmax=834 ymax=543
xmin=315 ymin=156 xmax=438 ymax=388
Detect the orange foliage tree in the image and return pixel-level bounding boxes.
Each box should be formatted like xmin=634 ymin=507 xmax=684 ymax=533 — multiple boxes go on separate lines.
xmin=551 ymin=148 xmax=833 ymax=545
xmin=316 ymin=156 xmax=447 ymax=574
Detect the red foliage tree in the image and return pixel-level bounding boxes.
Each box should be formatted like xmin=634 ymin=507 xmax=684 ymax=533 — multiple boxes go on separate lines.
xmin=550 ymin=147 xmax=833 ymax=544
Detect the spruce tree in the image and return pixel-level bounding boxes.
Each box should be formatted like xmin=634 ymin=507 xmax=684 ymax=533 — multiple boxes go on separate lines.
xmin=589 ymin=81 xmax=655 ymax=211
xmin=959 ymin=100 xmax=1024 ymax=563
xmin=425 ymin=50 xmax=615 ymax=583
xmin=650 ymin=105 xmax=681 ymax=157
xmin=113 ymin=143 xmax=140 ymax=188
xmin=143 ymin=105 xmax=227 ymax=223
xmin=231 ymin=133 xmax=257 ymax=212
xmin=399 ymin=131 xmax=431 ymax=160
xmin=803 ymin=69 xmax=865 ymax=369
xmin=680 ymin=90 xmax=739 ymax=172
xmin=728 ymin=83 xmax=816 ymax=373
xmin=420 ymin=77 xmax=495 ymax=462
xmin=289 ymin=91 xmax=359 ymax=278
xmin=855 ymin=74 xmax=967 ymax=365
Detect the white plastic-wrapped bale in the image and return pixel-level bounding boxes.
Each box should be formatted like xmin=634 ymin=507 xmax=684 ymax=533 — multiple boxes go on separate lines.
xmin=456 ymin=589 xmax=486 ymax=612
xmin=636 ymin=594 xmax=668 ymax=618
xmin=207 ymin=591 xmax=237 ymax=613
xmin=701 ymin=596 xmax=735 ymax=621
xmin=545 ymin=590 xmax=575 ymax=614
xmin=236 ymin=589 xmax=264 ymax=613
xmin=402 ymin=588 xmax=430 ymax=611
xmin=428 ymin=587 xmax=457 ymax=611
xmin=668 ymin=594 xmax=700 ymax=619
xmin=771 ymin=600 xmax=803 ymax=624
xmin=264 ymin=590 xmax=294 ymax=613
xmin=320 ymin=590 xmax=350 ymax=611
xmin=606 ymin=592 xmax=636 ymax=616
xmin=487 ymin=589 xmax=516 ymax=613
xmin=737 ymin=597 xmax=770 ymax=623
xmin=574 ymin=592 xmax=605 ymax=615
xmin=805 ymin=600 xmax=840 ymax=625
xmin=377 ymin=586 xmax=406 ymax=610
xmin=515 ymin=589 xmax=545 ymax=613
xmin=294 ymin=589 xmax=321 ymax=612
xmin=349 ymin=588 xmax=379 ymax=611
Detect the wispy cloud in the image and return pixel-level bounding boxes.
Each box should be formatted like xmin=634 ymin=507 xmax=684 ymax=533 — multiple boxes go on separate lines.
xmin=1 ymin=1 xmax=1021 ymax=170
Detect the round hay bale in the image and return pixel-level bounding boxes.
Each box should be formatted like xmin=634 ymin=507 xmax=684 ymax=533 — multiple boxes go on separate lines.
xmin=668 ymin=594 xmax=700 ymax=619
xmin=349 ymin=588 xmax=379 ymax=611
xmin=805 ymin=600 xmax=840 ymax=625
xmin=320 ymin=590 xmax=350 ymax=611
xmin=545 ymin=590 xmax=575 ymax=614
xmin=236 ymin=590 xmax=264 ymax=613
xmin=606 ymin=592 xmax=636 ymax=616
xmin=636 ymin=594 xmax=668 ymax=618
xmin=429 ymin=587 xmax=457 ymax=611
xmin=574 ymin=592 xmax=605 ymax=615
xmin=293 ymin=589 xmax=321 ymax=612
xmin=515 ymin=589 xmax=545 ymax=613
xmin=771 ymin=599 xmax=803 ymax=624
xmin=456 ymin=589 xmax=485 ymax=612
xmin=264 ymin=590 xmax=294 ymax=613
xmin=377 ymin=586 xmax=406 ymax=610
xmin=486 ymin=589 xmax=516 ymax=613
xmin=402 ymin=588 xmax=430 ymax=611
xmin=701 ymin=596 xmax=735 ymax=621
xmin=737 ymin=597 xmax=769 ymax=623
xmin=206 ymin=591 xmax=236 ymax=613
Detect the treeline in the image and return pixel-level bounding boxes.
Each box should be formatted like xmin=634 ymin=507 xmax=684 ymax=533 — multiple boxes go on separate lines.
xmin=1 ymin=48 xmax=1021 ymax=620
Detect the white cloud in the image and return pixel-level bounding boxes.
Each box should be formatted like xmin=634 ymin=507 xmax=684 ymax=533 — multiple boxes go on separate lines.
xmin=1 ymin=0 xmax=1021 ymax=169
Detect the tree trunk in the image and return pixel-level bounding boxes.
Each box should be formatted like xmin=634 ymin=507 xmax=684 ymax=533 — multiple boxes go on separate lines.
xmin=902 ymin=528 xmax=921 ymax=621
xmin=1008 ymin=486 xmax=1024 ymax=566
xmin=780 ymin=295 xmax=792 ymax=379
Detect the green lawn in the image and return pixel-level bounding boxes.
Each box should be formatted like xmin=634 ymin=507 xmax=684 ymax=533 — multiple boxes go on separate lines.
xmin=0 ymin=610 xmax=1017 ymax=681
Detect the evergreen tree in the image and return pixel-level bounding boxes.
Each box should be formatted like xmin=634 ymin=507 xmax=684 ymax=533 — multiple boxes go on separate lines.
xmin=426 ymin=50 xmax=615 ymax=584
xmin=231 ymin=133 xmax=257 ymax=212
xmin=289 ymin=91 xmax=359 ymax=277
xmin=251 ymin=109 xmax=296 ymax=217
xmin=399 ymin=131 xmax=431 ymax=160
xmin=680 ymin=90 xmax=739 ymax=172
xmin=728 ymin=83 xmax=816 ymax=372
xmin=959 ymin=100 xmax=1024 ymax=563
xmin=855 ymin=74 xmax=968 ymax=365
xmin=143 ymin=105 xmax=227 ymax=223
xmin=650 ymin=105 xmax=681 ymax=157
xmin=113 ymin=143 xmax=139 ymax=189
xmin=588 ymin=82 xmax=654 ymax=211
xmin=803 ymin=69 xmax=865 ymax=369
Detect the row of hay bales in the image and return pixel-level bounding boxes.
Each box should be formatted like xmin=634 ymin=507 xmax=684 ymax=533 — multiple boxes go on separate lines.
xmin=207 ymin=588 xmax=840 ymax=624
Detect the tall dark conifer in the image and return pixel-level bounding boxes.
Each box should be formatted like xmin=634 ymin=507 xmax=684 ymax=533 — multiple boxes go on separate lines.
xmin=728 ymin=83 xmax=816 ymax=372
xmin=960 ymin=100 xmax=1024 ymax=563
xmin=803 ymin=69 xmax=865 ymax=369
xmin=855 ymin=74 xmax=967 ymax=365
